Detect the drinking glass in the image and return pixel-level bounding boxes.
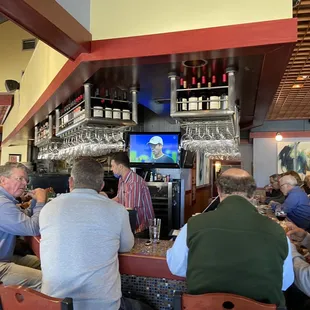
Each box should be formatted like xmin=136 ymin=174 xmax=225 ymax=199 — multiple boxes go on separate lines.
xmin=275 ymin=209 xmax=287 ymax=221
xmin=148 ymin=218 xmax=161 ymax=243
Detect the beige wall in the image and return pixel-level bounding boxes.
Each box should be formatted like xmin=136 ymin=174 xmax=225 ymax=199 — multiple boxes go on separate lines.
xmin=1 ymin=145 xmax=28 ymax=165
xmin=0 ymin=21 xmax=35 ymax=92
xmin=91 ymin=0 xmax=292 ymax=40
xmin=2 ymin=41 xmax=68 ymax=141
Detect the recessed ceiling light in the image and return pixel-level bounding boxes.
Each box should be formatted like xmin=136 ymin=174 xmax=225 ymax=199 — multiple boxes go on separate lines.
xmin=297 ymin=76 xmax=309 ymax=80
xmin=292 ymin=84 xmax=304 ymax=88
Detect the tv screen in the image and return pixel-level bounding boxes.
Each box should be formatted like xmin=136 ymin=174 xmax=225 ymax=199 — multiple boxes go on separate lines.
xmin=129 ymin=133 xmax=180 ymax=167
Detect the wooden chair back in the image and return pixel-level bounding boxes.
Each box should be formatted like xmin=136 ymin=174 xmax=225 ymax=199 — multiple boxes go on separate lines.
xmin=0 ymin=283 xmax=73 ymax=310
xmin=173 ymin=292 xmax=277 ymax=310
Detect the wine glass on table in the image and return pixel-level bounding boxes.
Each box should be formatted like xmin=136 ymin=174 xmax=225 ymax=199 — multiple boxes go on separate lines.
xmin=275 ymin=208 xmax=287 ymax=221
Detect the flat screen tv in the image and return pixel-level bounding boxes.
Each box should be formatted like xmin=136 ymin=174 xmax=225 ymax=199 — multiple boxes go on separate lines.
xmin=129 ymin=132 xmax=180 ymax=168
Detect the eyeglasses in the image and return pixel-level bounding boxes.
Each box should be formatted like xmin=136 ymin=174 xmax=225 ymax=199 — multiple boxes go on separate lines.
xmin=9 ymin=176 xmax=29 ymax=184
xmin=280 ymin=183 xmax=288 ymax=188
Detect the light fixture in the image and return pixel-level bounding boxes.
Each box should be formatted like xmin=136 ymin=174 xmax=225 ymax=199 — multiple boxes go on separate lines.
xmin=297 ymin=76 xmax=308 ymax=81
xmin=275 ymin=132 xmax=283 ymax=142
xmin=292 ymin=84 xmax=304 ymax=88
xmin=215 ymin=161 xmax=222 ymax=172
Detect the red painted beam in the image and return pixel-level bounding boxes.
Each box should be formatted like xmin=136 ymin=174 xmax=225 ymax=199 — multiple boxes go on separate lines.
xmin=90 ymin=18 xmax=297 ymax=61
xmin=0 ymin=0 xmax=91 ymax=60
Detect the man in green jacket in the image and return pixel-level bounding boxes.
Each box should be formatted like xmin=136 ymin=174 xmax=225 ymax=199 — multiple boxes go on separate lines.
xmin=167 ymin=168 xmax=293 ymax=307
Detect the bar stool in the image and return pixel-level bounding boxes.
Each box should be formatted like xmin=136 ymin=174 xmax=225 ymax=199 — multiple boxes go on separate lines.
xmin=173 ymin=292 xmax=278 ymax=310
xmin=0 ymin=283 xmax=73 ymax=310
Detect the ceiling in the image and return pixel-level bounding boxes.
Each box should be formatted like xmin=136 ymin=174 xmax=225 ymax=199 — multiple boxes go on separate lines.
xmin=268 ymin=0 xmax=310 ymax=120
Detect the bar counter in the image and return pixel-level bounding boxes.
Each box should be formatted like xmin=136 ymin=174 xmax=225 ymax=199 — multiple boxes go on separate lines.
xmin=26 ymin=236 xmax=186 ymax=310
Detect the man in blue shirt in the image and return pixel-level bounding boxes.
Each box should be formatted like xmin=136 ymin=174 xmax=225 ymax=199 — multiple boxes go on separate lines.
xmin=270 ymin=174 xmax=310 ymax=230
xmin=0 ymin=162 xmax=46 ymax=290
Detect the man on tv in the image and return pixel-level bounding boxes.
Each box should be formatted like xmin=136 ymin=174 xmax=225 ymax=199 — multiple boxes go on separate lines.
xmin=147 ymin=136 xmax=175 ymax=164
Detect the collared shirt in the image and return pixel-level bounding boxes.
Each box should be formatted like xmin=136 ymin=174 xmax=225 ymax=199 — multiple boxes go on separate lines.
xmin=291 ymin=233 xmax=310 ymax=297
xmin=0 ymin=186 xmax=44 ymax=262
xmin=167 ymin=223 xmax=294 ymax=291
xmin=271 ymin=186 xmax=310 ymax=230
xmin=117 ymin=170 xmax=154 ymax=232
xmin=40 ymin=189 xmax=134 ymax=310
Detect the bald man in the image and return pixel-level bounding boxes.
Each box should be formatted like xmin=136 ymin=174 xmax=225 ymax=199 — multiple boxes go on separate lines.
xmin=270 ymin=174 xmax=310 ymax=230
xmin=167 ymin=168 xmax=293 ymax=308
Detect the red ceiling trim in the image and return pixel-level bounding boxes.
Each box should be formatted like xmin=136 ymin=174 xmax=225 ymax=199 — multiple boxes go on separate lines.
xmin=250 ymin=131 xmax=310 ymax=138
xmin=2 ymin=18 xmax=297 ymax=144
xmin=90 ymin=18 xmax=297 ymax=61
xmin=0 ymin=0 xmax=91 ymax=60
xmin=0 ymin=93 xmax=13 ymax=106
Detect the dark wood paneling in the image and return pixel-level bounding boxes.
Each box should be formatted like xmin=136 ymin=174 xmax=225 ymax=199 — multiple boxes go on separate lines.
xmin=0 ymin=0 xmax=91 ymax=60
xmin=184 ymin=186 xmax=212 ymax=223
xmin=184 ymin=191 xmax=192 ymax=223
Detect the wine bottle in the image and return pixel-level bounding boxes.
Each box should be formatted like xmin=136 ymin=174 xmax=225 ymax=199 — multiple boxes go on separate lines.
xmin=188 ymin=76 xmax=197 ymax=111
xmin=122 ymin=91 xmax=131 ymax=120
xmin=207 ymin=65 xmax=212 ymax=88
xmin=112 ymin=89 xmax=121 ymax=119
xmin=105 ymin=89 xmax=112 ymax=119
xmin=178 ymin=78 xmax=184 ymax=112
xmin=222 ymin=72 xmax=228 ymax=86
xmin=201 ymin=75 xmax=209 ymax=110
xmin=182 ymin=80 xmax=188 ymax=111
xmin=197 ymin=80 xmax=203 ymax=111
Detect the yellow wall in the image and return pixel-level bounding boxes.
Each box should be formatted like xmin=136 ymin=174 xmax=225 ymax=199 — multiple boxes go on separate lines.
xmin=1 ymin=145 xmax=28 ymax=165
xmin=91 ymin=0 xmax=292 ymax=40
xmin=0 ymin=21 xmax=35 ymax=92
xmin=2 ymin=41 xmax=68 ymax=141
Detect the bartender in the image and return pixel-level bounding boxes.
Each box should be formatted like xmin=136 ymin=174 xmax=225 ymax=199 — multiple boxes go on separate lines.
xmin=111 ymin=152 xmax=154 ymax=235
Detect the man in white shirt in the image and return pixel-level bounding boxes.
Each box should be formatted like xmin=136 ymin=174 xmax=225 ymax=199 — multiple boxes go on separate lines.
xmin=40 ymin=158 xmax=152 ymax=310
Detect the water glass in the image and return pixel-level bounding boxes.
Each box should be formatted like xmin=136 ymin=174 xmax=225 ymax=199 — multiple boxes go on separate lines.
xmin=149 ymin=218 xmax=161 ymax=243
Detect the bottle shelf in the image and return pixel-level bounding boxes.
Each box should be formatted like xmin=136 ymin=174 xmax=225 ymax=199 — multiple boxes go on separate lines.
xmin=170 ymin=109 xmax=234 ymax=120
xmin=91 ymin=96 xmax=133 ymax=104
xmin=59 ymin=100 xmax=85 ymax=120
xmin=35 ymin=136 xmax=63 ymax=148
xmin=56 ymin=117 xmax=136 ymax=137
xmin=176 ymin=85 xmax=228 ymax=92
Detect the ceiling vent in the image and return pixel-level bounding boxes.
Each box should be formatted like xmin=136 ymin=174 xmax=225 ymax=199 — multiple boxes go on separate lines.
xmin=22 ymin=39 xmax=36 ymax=51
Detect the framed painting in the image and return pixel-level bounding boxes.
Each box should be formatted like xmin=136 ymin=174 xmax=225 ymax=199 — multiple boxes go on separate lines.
xmin=277 ymin=142 xmax=296 ymax=174
xmin=8 ymin=154 xmax=21 ymax=163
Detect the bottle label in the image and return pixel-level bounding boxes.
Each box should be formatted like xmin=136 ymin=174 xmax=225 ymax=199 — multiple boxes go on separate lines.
xmin=122 ymin=109 xmax=130 ymax=120
xmin=202 ymin=76 xmax=206 ymax=84
xmin=198 ymin=96 xmax=203 ymax=110
xmin=105 ymin=107 xmax=112 ymax=118
xmin=64 ymin=115 xmax=69 ymax=124
xmin=210 ymin=96 xmax=220 ymax=109
xmin=113 ymin=108 xmax=121 ymax=119
xmin=93 ymin=106 xmax=103 ymax=117
xmin=182 ymin=98 xmax=188 ymax=111
xmin=188 ymin=96 xmax=197 ymax=110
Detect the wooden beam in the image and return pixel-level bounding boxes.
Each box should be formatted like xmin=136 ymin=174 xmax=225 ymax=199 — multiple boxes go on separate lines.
xmin=0 ymin=0 xmax=91 ymax=60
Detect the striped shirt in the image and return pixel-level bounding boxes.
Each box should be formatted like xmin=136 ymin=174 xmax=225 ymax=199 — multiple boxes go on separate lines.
xmin=117 ymin=170 xmax=154 ymax=232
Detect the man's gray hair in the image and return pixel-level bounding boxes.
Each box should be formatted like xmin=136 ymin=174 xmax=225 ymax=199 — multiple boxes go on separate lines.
xmin=71 ymin=158 xmax=104 ymax=192
xmin=0 ymin=162 xmax=28 ymax=178
xmin=280 ymin=175 xmax=298 ymax=187
xmin=216 ymin=174 xmax=257 ymax=198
